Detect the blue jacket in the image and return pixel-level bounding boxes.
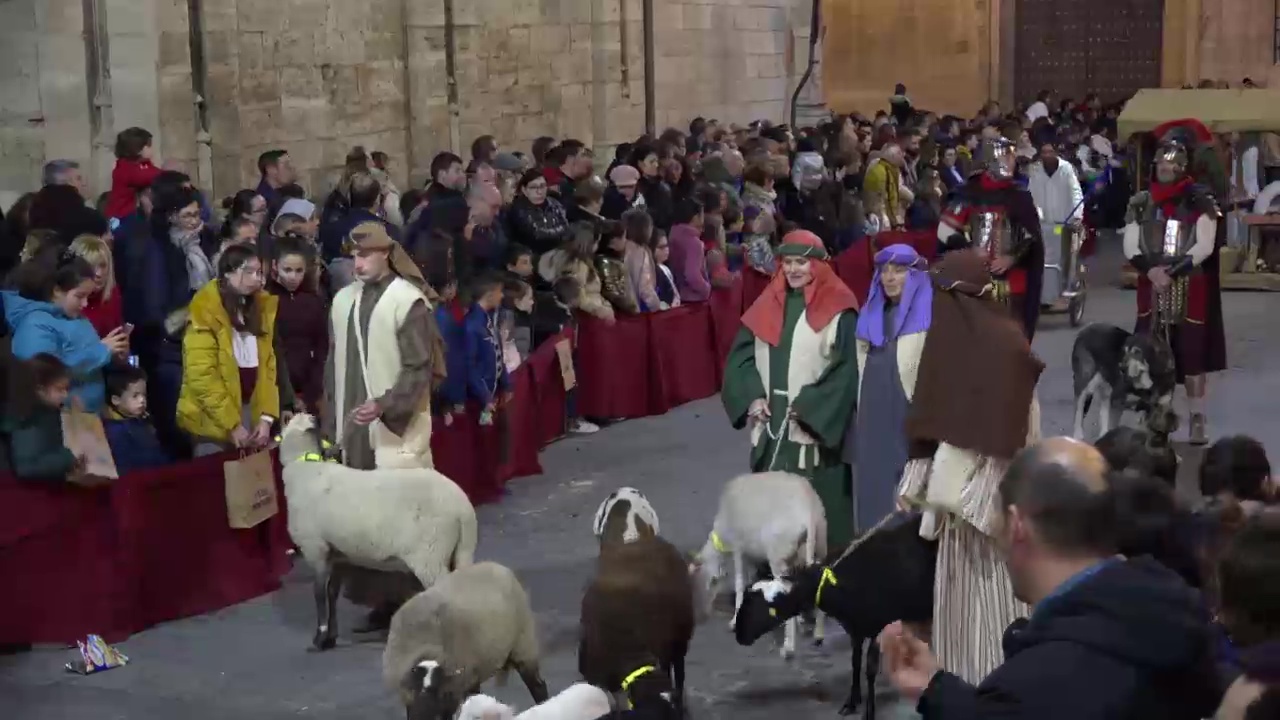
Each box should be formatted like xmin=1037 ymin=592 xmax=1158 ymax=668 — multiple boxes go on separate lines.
xmin=434 ymin=304 xmax=468 ymax=409
xmin=319 ymin=208 xmax=401 ymax=262
xmin=463 ymin=305 xmax=509 ymax=407
xmin=103 ymin=414 xmax=172 ymax=475
xmin=3 ymin=291 xmax=112 ymax=412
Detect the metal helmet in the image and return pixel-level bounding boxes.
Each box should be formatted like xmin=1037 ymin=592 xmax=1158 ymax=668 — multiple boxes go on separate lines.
xmin=977 ymin=136 xmax=1017 ymax=180
xmin=1151 ymin=118 xmax=1211 ymax=184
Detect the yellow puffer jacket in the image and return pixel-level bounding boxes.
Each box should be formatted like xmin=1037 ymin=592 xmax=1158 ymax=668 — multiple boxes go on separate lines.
xmin=177 ymin=280 xmax=280 ymax=442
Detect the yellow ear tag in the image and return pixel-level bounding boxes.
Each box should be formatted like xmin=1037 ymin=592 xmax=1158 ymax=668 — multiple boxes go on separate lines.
xmin=1053 ymin=226 xmax=1063 ymax=236
xmin=769 ymin=608 xmax=777 ymax=617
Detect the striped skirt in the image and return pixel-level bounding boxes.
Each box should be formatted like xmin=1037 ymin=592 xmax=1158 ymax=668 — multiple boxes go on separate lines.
xmin=933 ymin=517 xmax=1028 ymax=684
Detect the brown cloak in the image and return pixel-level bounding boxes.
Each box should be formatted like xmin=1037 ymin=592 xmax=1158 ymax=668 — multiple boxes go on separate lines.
xmin=905 ymin=250 xmax=1044 ymax=460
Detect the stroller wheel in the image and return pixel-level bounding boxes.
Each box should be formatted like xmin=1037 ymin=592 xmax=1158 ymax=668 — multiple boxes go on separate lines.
xmin=1068 ymin=294 xmax=1086 ymax=327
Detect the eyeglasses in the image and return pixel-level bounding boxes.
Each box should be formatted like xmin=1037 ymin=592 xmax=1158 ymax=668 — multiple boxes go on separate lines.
xmin=176 ymin=210 xmax=201 ymax=221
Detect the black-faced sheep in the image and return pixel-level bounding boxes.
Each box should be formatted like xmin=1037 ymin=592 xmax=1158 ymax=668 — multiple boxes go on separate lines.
xmin=689 ymin=471 xmax=827 ymax=657
xmin=278 ymin=413 xmax=478 ymax=651
xmin=732 ymin=513 xmax=936 ymax=719
xmin=383 ymin=562 xmax=549 ymax=720
xmin=593 ymin=487 xmax=660 ymax=547
xmin=579 ymin=536 xmax=696 ymax=719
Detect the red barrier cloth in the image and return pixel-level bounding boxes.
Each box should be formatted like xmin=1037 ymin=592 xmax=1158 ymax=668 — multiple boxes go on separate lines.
xmin=527 ymin=331 xmax=571 ymax=447
xmin=741 ymin=268 xmax=771 ymax=312
xmin=111 ymin=451 xmax=289 ymax=632
xmin=575 ymin=313 xmax=653 ymax=419
xmin=648 ymin=304 xmax=719 ymax=410
xmin=709 ymin=280 xmax=744 ymax=370
xmin=0 ymin=481 xmax=127 ymax=643
xmin=496 ymin=362 xmax=543 ymax=484
xmin=430 ymin=406 xmax=481 ymax=502
xmin=0 ymin=450 xmax=289 ymax=645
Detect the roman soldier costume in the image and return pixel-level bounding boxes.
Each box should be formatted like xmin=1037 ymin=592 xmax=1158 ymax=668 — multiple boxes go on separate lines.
xmin=937 ymin=137 xmax=1046 ymax=340
xmin=1123 ymin=118 xmax=1227 ymax=444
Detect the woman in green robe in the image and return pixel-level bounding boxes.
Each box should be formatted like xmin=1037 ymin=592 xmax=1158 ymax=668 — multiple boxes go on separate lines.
xmin=722 ymin=230 xmax=860 ymax=550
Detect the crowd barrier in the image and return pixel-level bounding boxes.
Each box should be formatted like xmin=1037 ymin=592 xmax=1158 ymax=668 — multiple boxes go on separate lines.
xmin=0 ymin=231 xmax=934 ymax=645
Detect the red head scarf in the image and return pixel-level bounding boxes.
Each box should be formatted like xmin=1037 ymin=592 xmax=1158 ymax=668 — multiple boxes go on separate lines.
xmin=741 ymin=230 xmax=860 ymax=346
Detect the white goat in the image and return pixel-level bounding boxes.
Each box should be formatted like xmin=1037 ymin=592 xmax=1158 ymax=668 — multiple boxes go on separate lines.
xmin=457 ymin=683 xmax=612 ymax=720
xmin=383 ymin=562 xmax=548 ymax=720
xmin=278 ymin=413 xmax=477 ymax=651
xmin=689 ymin=471 xmax=828 ymax=658
xmin=592 ymin=487 xmax=660 ymax=546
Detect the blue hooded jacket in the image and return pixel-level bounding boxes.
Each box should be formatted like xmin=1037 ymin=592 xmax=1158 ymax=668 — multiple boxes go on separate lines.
xmin=2 ymin=290 xmax=112 ymax=412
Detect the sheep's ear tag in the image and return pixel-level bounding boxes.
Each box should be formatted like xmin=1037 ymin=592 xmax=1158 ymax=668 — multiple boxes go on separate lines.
xmin=321 ymin=439 xmax=333 ymax=449
xmin=273 ymin=435 xmax=282 ymax=443
xmin=768 ymin=607 xmax=777 ymax=617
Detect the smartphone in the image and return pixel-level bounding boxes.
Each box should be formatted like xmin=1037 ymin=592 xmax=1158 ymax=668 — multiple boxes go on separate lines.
xmin=122 ymin=323 xmax=135 ymax=335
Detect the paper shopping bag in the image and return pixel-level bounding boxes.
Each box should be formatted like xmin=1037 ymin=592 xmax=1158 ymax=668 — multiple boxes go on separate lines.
xmin=555 ymin=338 xmax=576 ymax=391
xmin=223 ymin=450 xmax=279 ymax=529
xmin=61 ymin=410 xmax=119 ymax=479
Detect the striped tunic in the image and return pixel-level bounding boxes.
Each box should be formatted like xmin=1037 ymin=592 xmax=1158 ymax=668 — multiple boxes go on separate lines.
xmin=897 ymin=399 xmax=1040 ymax=684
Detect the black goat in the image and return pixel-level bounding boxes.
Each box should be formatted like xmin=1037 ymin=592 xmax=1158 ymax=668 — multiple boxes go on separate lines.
xmin=733 ymin=514 xmax=936 ymax=718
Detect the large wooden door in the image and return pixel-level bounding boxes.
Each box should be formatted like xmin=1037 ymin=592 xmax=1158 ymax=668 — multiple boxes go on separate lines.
xmin=1014 ymin=0 xmax=1164 ymax=104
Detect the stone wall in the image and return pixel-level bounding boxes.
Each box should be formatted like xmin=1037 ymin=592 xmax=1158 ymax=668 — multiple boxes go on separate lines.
xmin=0 ymin=0 xmax=817 ymax=202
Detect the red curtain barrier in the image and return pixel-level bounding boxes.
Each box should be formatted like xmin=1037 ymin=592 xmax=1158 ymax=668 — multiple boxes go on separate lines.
xmin=0 ymin=236 xmax=922 ymax=644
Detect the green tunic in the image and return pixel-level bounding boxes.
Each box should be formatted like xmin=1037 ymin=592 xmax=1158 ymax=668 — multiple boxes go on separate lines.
xmin=722 ymin=289 xmax=860 ymax=550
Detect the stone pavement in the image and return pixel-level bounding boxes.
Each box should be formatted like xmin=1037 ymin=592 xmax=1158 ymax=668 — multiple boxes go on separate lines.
xmin=2 ymin=243 xmax=1276 ymax=719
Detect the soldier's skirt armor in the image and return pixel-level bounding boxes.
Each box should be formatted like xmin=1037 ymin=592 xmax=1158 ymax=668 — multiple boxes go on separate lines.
xmin=1135 ymin=212 xmax=1210 ymax=377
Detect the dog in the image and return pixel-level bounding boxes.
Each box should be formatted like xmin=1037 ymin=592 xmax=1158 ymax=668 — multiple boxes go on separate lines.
xmin=592 ymin=487 xmax=660 ymax=547
xmin=1072 ymin=323 xmax=1178 ymax=442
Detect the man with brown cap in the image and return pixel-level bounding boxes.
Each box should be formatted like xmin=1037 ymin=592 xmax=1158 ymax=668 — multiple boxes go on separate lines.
xmin=323 ymin=220 xmax=447 ymax=631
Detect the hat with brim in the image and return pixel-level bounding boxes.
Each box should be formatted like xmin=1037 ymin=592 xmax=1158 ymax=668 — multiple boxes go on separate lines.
xmin=345 ymin=221 xmax=428 ymax=290
xmin=776 ymin=229 xmax=829 ymax=260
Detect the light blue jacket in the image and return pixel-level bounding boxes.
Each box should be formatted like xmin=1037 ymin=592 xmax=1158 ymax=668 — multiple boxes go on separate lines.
xmin=3 ymin=290 xmax=112 ymax=412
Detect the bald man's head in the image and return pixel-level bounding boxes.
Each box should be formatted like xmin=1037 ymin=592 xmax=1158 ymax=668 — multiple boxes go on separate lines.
xmin=1000 ymin=437 xmax=1119 ymax=557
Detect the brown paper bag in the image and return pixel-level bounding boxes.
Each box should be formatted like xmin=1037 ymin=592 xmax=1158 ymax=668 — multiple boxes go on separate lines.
xmin=223 ymin=450 xmax=279 ymax=529
xmin=554 ymin=338 xmax=576 ymax=391
xmin=61 ymin=410 xmax=119 ymax=479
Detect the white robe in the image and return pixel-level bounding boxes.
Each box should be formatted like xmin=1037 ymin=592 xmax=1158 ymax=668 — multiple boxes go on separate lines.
xmin=1027 ymin=161 xmax=1084 ymax=302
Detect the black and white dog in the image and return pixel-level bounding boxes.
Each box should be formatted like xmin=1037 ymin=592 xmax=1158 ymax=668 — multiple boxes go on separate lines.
xmin=1072 ymin=323 xmax=1179 ymax=442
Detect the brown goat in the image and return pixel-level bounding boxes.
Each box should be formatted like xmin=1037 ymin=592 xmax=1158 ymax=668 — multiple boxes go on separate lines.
xmin=579 ymin=536 xmax=694 ymax=717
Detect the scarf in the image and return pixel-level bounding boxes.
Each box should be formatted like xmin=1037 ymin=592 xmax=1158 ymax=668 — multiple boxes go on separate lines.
xmin=171 ymin=227 xmax=214 ymax=291
xmin=741 ymin=230 xmax=859 ymax=347
xmin=856 ymin=244 xmax=932 ymax=346
xmin=1150 ymin=177 xmax=1195 ymax=214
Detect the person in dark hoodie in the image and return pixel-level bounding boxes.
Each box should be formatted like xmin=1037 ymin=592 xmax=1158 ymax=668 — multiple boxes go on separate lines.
xmin=267 ymin=236 xmax=328 ymax=413
xmin=881 ymin=436 xmax=1222 ymax=720
xmin=102 ymin=362 xmax=171 ymax=474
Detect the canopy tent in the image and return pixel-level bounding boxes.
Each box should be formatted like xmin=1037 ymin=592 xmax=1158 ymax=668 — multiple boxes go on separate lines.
xmin=1117 ymin=89 xmax=1280 ymax=141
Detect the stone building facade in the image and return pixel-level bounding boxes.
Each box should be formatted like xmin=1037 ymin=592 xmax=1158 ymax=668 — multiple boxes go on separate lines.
xmin=0 ymin=0 xmax=818 ymax=201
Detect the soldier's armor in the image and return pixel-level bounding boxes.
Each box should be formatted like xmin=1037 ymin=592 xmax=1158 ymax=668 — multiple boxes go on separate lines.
xmin=1127 ymin=188 xmax=1219 ymax=327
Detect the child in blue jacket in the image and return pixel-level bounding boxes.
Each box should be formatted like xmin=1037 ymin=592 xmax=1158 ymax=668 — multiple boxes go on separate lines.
xmin=431 ymin=277 xmax=467 ymax=426
xmin=464 ymin=273 xmax=510 ymax=426
xmin=102 ymin=363 xmax=171 ymax=474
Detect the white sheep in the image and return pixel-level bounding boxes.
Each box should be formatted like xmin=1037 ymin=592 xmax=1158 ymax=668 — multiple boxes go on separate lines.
xmin=278 ymin=413 xmax=478 ymax=651
xmin=688 ymin=471 xmax=828 ymax=658
xmin=592 ymin=487 xmax=660 ymax=547
xmin=457 ymin=683 xmax=613 ymax=720
xmin=383 ymin=562 xmax=549 ymax=720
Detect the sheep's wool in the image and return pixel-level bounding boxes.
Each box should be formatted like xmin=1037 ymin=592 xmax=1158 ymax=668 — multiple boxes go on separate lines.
xmin=331 ymin=276 xmax=434 ymax=468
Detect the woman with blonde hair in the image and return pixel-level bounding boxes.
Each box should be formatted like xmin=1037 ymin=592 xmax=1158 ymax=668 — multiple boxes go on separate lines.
xmin=537 ymin=220 xmax=614 ymax=322
xmin=68 ymin=234 xmax=122 ymax=339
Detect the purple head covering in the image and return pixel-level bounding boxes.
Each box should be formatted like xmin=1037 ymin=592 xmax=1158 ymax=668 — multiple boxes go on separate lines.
xmin=855 ymin=243 xmax=932 ymax=347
